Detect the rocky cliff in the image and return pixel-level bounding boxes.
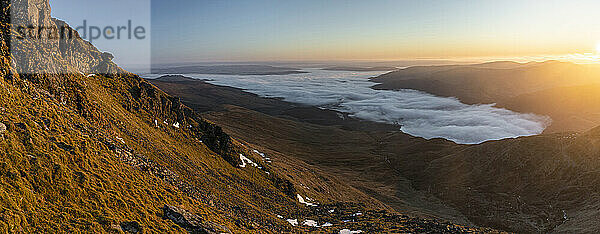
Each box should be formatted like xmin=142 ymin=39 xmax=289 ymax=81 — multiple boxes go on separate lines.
xmin=7 ymin=0 xmax=124 ymax=75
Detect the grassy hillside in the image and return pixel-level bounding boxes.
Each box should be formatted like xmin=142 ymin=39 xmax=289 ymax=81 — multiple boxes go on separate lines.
xmin=498 ymin=84 xmax=600 ymax=133
xmin=152 ymin=75 xmax=600 ymax=233
xmin=0 ymin=4 xmax=383 ymax=232
xmin=371 ymin=61 xmax=600 ymax=133
xmin=0 ymin=1 xmax=501 ymax=233
xmin=407 ymin=129 xmax=600 ymax=233
xmin=372 ymin=61 xmax=600 ymax=105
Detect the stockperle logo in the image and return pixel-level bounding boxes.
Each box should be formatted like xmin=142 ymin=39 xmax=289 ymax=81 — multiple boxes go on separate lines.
xmin=10 ymin=0 xmax=151 ymax=74
xmin=74 ymin=20 xmax=147 ymax=43
xmin=13 ymin=20 xmax=147 ymax=43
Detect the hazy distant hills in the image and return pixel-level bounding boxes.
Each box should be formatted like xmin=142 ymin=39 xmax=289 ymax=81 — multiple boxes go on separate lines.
xmin=151 ymin=64 xmax=308 ymax=75
xmin=322 ymin=66 xmax=398 ymax=71
xmin=499 ymin=84 xmax=600 ymax=132
xmin=372 ymin=60 xmax=600 ymax=133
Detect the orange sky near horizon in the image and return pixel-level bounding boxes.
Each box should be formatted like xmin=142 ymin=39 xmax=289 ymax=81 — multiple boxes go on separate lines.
xmin=71 ymin=0 xmax=600 ymax=64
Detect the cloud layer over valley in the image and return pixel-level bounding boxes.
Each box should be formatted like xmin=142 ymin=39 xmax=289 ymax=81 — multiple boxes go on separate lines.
xmin=151 ymin=69 xmax=550 ymax=144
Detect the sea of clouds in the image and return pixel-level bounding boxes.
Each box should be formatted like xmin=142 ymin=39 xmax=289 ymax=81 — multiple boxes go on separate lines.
xmin=153 ymin=69 xmax=551 ymax=144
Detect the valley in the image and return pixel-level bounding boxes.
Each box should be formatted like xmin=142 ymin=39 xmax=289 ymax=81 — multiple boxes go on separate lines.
xmin=151 ymin=74 xmax=600 ymax=233
xmin=0 ymin=1 xmax=499 ymax=232
xmin=5 ymin=0 xmax=600 ymax=233
xmin=152 ymin=69 xmax=549 ymax=144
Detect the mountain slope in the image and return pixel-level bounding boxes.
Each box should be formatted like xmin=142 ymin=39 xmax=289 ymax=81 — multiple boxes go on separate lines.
xmin=147 ymin=76 xmax=487 ymax=227
xmin=371 ymin=61 xmax=600 ymax=133
xmin=372 ymin=61 xmax=600 ymax=105
xmin=0 ymin=1 xmax=498 ymax=233
xmin=151 ymin=74 xmax=600 ymax=233
xmin=0 ymin=2 xmax=368 ymax=232
xmin=497 ymin=84 xmax=600 ymax=133
xmin=407 ymin=130 xmax=600 ymax=233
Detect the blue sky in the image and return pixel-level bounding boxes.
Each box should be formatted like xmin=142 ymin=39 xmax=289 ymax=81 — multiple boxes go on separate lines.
xmin=51 ymin=0 xmax=151 ymax=71
xmin=50 ymin=0 xmax=600 ymax=65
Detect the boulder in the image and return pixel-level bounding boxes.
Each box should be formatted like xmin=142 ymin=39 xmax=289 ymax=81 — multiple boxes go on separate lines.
xmin=0 ymin=122 xmax=6 ymax=134
xmin=163 ymin=205 xmax=231 ymax=234
xmin=120 ymin=221 xmax=142 ymax=233
xmin=101 ymin=52 xmax=114 ymax=61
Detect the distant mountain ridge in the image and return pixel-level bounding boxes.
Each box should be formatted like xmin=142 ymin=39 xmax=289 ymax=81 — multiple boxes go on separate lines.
xmin=371 ymin=60 xmax=600 ymax=133
xmin=151 ymin=64 xmax=308 ymax=75
xmin=322 ymin=66 xmax=398 ymax=71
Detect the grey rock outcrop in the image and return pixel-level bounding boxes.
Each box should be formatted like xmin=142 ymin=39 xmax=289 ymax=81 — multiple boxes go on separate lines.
xmin=0 ymin=122 xmax=6 ymax=134
xmin=120 ymin=221 xmax=142 ymax=233
xmin=10 ymin=0 xmax=53 ymax=26
xmin=163 ymin=205 xmax=231 ymax=234
xmin=7 ymin=0 xmax=126 ymax=75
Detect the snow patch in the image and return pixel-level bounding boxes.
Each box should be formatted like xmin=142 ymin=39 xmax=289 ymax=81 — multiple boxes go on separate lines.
xmin=173 ymin=122 xmax=180 ymax=128
xmin=253 ymin=149 xmax=272 ymax=163
xmin=239 ymin=154 xmax=258 ymax=168
xmin=297 ymin=194 xmax=318 ymax=207
xmin=86 ymin=74 xmax=96 ymax=78
xmin=253 ymin=149 xmax=265 ymax=157
xmin=302 ymin=219 xmax=318 ymax=227
xmin=286 ymin=219 xmax=298 ymax=226
xmin=340 ymin=229 xmax=362 ymax=234
xmin=322 ymin=222 xmax=333 ymax=227
xmin=116 ymin=136 xmax=125 ymax=144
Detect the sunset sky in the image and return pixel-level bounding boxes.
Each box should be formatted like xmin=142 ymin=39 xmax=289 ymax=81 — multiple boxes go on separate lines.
xmin=52 ymin=0 xmax=600 ymax=64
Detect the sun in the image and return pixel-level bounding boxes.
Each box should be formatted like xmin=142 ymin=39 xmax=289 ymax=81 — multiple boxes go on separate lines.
xmin=597 ymin=42 xmax=600 ymax=54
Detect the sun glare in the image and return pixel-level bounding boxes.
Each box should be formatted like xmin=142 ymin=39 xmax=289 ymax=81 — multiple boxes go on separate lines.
xmin=596 ymin=42 xmax=600 ymax=54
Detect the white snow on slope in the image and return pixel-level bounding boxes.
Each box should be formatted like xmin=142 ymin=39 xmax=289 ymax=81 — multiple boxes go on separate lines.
xmin=253 ymin=149 xmax=271 ymax=163
xmin=303 ymin=220 xmax=318 ymax=227
xmin=239 ymin=154 xmax=258 ymax=168
xmin=116 ymin=136 xmax=125 ymax=144
xmin=297 ymin=194 xmax=318 ymax=207
xmin=253 ymin=149 xmax=265 ymax=157
xmin=340 ymin=229 xmax=363 ymax=234
xmin=286 ymin=219 xmax=298 ymax=226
